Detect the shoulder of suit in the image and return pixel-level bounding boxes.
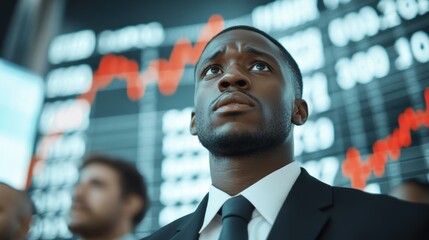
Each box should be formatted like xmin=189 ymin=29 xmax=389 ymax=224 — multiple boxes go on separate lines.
xmin=330 ymin=185 xmax=429 ymax=216
xmin=327 ymin=186 xmax=429 ymax=238
xmin=141 ymin=213 xmax=193 ymax=240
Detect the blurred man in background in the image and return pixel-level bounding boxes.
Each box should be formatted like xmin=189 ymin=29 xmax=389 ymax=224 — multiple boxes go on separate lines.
xmin=68 ymin=154 xmax=149 ymax=240
xmin=389 ymin=179 xmax=429 ymax=204
xmin=0 ymin=182 xmax=35 ymax=240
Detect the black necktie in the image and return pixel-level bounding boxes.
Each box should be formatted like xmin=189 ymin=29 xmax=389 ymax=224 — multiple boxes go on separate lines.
xmin=219 ymin=195 xmax=255 ymax=240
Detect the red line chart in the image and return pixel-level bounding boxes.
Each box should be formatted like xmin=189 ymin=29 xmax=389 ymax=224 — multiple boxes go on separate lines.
xmin=25 ymin=15 xmax=225 ymax=188
xmin=342 ymin=88 xmax=429 ymax=189
xmin=25 ymin=12 xmax=428 ymax=191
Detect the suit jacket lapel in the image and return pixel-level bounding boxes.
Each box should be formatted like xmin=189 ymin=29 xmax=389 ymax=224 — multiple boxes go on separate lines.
xmin=171 ymin=194 xmax=208 ymax=240
xmin=267 ymin=168 xmax=332 ymax=240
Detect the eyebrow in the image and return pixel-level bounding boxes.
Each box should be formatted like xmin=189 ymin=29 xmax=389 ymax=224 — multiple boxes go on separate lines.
xmin=197 ymin=49 xmax=224 ymax=71
xmin=89 ymin=178 xmax=107 ymax=187
xmin=196 ymin=45 xmax=279 ymax=77
xmin=242 ymin=46 xmax=278 ymax=63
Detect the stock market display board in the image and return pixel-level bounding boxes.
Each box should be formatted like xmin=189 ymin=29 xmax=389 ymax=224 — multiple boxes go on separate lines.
xmin=27 ymin=0 xmax=429 ymax=239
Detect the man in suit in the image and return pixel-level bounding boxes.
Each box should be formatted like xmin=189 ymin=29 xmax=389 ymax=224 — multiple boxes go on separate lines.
xmin=68 ymin=154 xmax=149 ymax=240
xmin=145 ymin=26 xmax=429 ymax=240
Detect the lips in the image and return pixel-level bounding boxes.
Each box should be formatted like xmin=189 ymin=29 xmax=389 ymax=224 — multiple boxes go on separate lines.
xmin=212 ymin=92 xmax=255 ymax=112
xmin=71 ymin=200 xmax=90 ymax=212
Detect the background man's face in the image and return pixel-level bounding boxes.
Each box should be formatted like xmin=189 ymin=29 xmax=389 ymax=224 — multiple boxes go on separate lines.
xmin=68 ymin=163 xmax=125 ymax=237
xmin=0 ymin=185 xmax=20 ymax=240
xmin=191 ymin=29 xmax=296 ymax=156
xmin=389 ymin=182 xmax=429 ymax=204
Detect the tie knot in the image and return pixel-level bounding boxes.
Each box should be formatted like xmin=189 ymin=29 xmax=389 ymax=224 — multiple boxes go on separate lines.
xmin=221 ymin=195 xmax=254 ymax=223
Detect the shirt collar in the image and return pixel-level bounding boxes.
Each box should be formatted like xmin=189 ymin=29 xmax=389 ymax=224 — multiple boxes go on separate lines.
xmin=199 ymin=161 xmax=301 ymax=233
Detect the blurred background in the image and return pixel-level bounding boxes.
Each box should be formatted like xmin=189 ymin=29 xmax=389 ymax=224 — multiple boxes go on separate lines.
xmin=1 ymin=0 xmax=429 ymax=239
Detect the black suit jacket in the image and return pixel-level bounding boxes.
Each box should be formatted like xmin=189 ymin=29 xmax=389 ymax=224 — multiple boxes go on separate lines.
xmin=144 ymin=169 xmax=429 ymax=240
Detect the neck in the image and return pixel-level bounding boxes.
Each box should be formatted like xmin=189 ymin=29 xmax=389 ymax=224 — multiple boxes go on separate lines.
xmin=209 ymin=142 xmax=294 ymax=196
xmin=82 ymin=221 xmax=132 ymax=240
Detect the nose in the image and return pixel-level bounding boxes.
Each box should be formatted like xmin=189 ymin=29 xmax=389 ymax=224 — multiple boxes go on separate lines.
xmin=72 ymin=183 xmax=84 ymax=199
xmin=217 ymin=66 xmax=251 ymax=92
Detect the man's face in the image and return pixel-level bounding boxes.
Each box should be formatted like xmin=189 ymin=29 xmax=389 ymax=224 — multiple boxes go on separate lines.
xmin=191 ymin=29 xmax=296 ymax=156
xmin=68 ymin=164 xmax=125 ymax=237
xmin=0 ymin=185 xmax=20 ymax=240
xmin=389 ymin=182 xmax=429 ymax=204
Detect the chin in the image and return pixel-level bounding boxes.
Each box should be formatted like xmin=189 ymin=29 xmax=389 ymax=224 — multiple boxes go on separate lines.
xmin=68 ymin=221 xmax=98 ymax=238
xmin=68 ymin=214 xmax=90 ymax=233
xmin=215 ymin=122 xmax=259 ymax=135
xmin=67 ymin=221 xmax=81 ymax=234
xmin=198 ymin=123 xmax=287 ymax=157
xmin=200 ymin=132 xmax=259 ymax=156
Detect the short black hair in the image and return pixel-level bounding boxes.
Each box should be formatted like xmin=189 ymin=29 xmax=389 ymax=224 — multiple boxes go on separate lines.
xmin=81 ymin=154 xmax=149 ymax=228
xmin=195 ymin=25 xmax=303 ymax=98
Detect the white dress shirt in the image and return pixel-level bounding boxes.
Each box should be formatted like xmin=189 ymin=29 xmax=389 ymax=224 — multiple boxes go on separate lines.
xmin=199 ymin=161 xmax=301 ymax=240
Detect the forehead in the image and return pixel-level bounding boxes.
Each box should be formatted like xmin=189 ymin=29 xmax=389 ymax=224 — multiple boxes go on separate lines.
xmin=198 ymin=29 xmax=283 ymax=66
xmin=80 ymin=163 xmax=119 ymax=183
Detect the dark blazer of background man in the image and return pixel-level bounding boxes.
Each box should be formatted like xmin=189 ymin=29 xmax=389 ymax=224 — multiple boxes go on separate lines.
xmin=144 ymin=26 xmax=429 ymax=240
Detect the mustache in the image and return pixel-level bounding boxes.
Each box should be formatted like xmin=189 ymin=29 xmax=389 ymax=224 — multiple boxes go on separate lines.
xmin=209 ymin=90 xmax=260 ymax=110
xmin=71 ymin=197 xmax=92 ymax=212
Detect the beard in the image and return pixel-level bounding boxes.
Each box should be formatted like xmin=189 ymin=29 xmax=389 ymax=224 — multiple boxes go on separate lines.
xmin=196 ymin=104 xmax=292 ymax=157
xmin=68 ymin=219 xmax=112 ymax=238
xmin=68 ymin=207 xmax=120 ymax=238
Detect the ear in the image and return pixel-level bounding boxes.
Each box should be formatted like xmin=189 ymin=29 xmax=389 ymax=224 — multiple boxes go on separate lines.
xmin=292 ymin=99 xmax=308 ymax=125
xmin=124 ymin=194 xmax=144 ymax=219
xmin=18 ymin=215 xmax=32 ymax=239
xmin=190 ymin=111 xmax=197 ymax=135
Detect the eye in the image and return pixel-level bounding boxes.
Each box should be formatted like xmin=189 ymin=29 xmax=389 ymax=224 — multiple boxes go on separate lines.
xmin=250 ymin=62 xmax=271 ymax=72
xmin=90 ymin=179 xmax=105 ymax=189
xmin=203 ymin=65 xmax=223 ymax=77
